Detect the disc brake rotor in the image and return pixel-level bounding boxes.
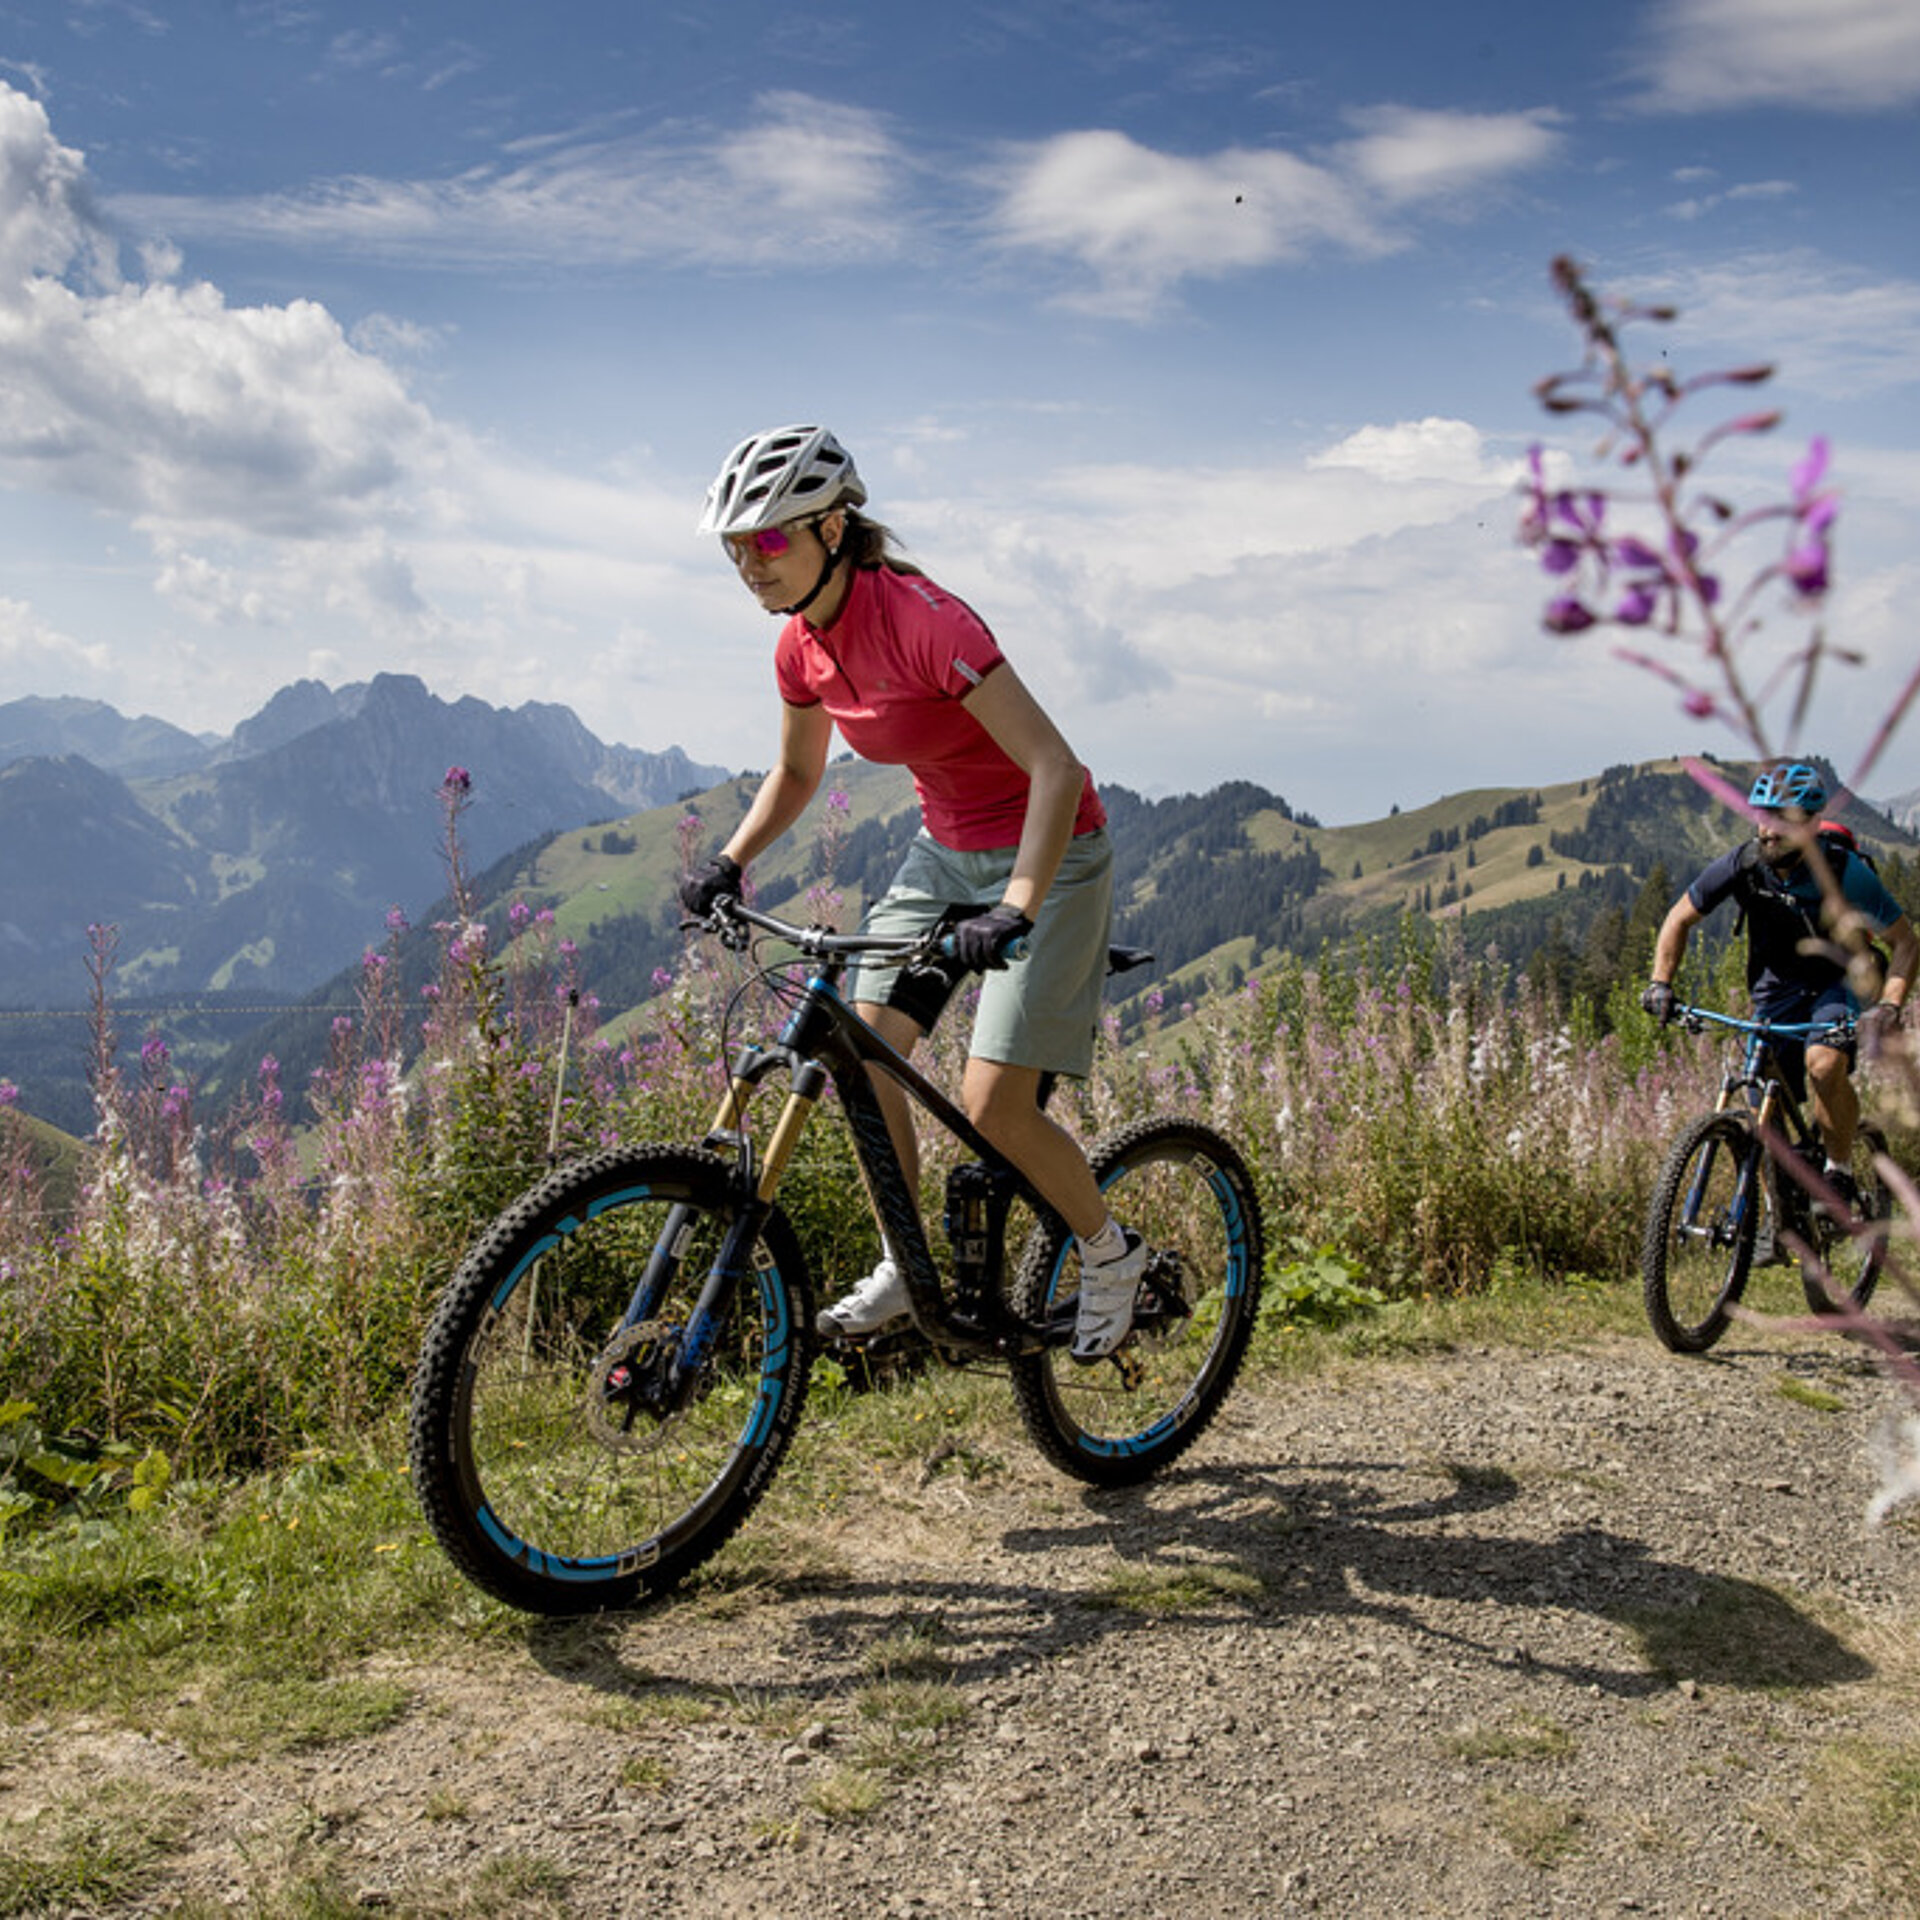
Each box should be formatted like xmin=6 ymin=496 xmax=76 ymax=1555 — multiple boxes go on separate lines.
xmin=581 ymin=1320 xmax=686 ymax=1455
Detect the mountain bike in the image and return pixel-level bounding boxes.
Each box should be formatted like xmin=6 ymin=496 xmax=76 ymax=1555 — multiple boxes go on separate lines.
xmin=1641 ymin=1004 xmax=1892 ymax=1354
xmin=408 ymin=896 xmax=1266 ymax=1615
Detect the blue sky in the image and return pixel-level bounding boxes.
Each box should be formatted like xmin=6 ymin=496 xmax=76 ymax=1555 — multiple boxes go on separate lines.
xmin=1 ymin=0 xmax=1916 ymax=823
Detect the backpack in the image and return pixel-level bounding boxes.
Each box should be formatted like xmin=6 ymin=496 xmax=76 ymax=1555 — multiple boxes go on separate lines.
xmin=1732 ymin=823 xmax=1888 ymax=994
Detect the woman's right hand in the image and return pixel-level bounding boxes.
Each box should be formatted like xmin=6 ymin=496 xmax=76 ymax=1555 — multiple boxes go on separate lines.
xmin=678 ymin=854 xmax=743 ymax=917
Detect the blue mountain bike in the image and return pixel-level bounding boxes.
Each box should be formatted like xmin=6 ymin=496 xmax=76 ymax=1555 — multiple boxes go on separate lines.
xmin=1641 ymin=1005 xmax=1892 ymax=1354
xmin=409 ymin=897 xmax=1265 ymax=1614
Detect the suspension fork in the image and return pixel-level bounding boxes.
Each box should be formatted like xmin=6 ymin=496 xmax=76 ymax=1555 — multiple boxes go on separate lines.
xmin=675 ymin=1061 xmax=827 ymax=1388
xmin=610 ymin=1052 xmax=828 ymax=1410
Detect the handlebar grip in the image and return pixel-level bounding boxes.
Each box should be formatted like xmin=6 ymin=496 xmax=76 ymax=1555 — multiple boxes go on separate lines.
xmin=936 ymin=933 xmax=1031 ymax=966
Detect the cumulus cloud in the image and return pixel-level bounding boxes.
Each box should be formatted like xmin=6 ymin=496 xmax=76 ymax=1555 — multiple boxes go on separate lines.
xmin=1308 ymin=418 xmax=1521 ymax=487
xmin=0 ymin=84 xmax=116 ymax=293
xmin=988 ymin=108 xmax=1564 ymax=317
xmin=0 ymin=594 xmax=109 ymax=676
xmin=1635 ymin=0 xmax=1920 ymax=112
xmin=0 ymin=86 xmax=443 ymax=542
xmin=111 ymin=92 xmax=911 ymax=271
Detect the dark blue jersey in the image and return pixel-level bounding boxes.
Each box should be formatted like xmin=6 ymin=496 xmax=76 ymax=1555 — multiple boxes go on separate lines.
xmin=1687 ymin=840 xmax=1903 ymax=1003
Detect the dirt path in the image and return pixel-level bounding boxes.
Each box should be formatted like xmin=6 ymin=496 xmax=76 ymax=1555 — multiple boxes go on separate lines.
xmin=9 ymin=1327 xmax=1920 ymax=1916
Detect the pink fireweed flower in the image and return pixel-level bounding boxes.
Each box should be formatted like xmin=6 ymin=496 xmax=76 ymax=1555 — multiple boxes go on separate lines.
xmin=1543 ymin=595 xmax=1597 ymax=634
xmin=1615 ymin=583 xmax=1659 ymax=625
xmin=1789 ymin=434 xmax=1830 ymax=502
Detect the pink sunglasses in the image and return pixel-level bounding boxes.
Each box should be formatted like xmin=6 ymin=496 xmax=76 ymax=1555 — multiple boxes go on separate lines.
xmin=723 ymin=518 xmax=822 ymax=562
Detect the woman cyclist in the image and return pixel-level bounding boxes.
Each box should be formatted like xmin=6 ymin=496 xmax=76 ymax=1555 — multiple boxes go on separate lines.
xmin=678 ymin=425 xmax=1144 ymax=1362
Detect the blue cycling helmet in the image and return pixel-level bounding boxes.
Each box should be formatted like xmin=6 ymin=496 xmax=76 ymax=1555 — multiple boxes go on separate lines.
xmin=1747 ymin=761 xmax=1828 ymax=813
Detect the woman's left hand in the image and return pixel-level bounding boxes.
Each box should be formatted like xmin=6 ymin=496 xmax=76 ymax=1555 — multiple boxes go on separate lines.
xmin=950 ymin=902 xmax=1033 ymax=971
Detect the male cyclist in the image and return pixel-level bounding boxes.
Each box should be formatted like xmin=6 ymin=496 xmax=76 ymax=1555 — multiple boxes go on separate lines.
xmin=1642 ymin=761 xmax=1916 ymax=1207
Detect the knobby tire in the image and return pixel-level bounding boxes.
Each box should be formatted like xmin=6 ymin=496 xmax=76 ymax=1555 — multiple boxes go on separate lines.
xmin=408 ymin=1145 xmax=814 ymax=1616
xmin=1007 ymin=1117 xmax=1264 ymax=1486
xmin=1643 ymin=1112 xmax=1759 ymax=1354
xmin=1800 ymin=1122 xmax=1892 ymax=1317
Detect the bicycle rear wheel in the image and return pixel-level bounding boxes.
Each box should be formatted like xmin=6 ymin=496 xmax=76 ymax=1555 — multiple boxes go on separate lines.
xmin=1008 ymin=1118 xmax=1263 ymax=1487
xmin=1643 ymin=1112 xmax=1760 ymax=1354
xmin=1800 ymin=1122 xmax=1892 ymax=1316
xmin=408 ymin=1146 xmax=813 ymax=1615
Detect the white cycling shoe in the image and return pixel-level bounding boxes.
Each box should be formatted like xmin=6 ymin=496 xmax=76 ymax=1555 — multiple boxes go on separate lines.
xmin=816 ymin=1258 xmax=910 ymax=1339
xmin=1071 ymin=1229 xmax=1149 ymax=1364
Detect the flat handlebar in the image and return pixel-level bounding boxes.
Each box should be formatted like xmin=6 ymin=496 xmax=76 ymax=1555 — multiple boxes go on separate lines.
xmin=700 ymin=896 xmax=1014 ymax=969
xmin=1672 ymin=1002 xmax=1857 ymax=1045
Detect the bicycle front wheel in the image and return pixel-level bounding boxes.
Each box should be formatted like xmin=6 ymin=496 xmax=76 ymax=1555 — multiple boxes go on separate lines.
xmin=1008 ymin=1118 xmax=1263 ymax=1487
xmin=408 ymin=1146 xmax=814 ymax=1615
xmin=1643 ymin=1112 xmax=1760 ymax=1354
xmin=1801 ymin=1122 xmax=1892 ymax=1316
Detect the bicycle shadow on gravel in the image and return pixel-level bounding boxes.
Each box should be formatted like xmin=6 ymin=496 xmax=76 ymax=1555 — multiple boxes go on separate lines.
xmin=518 ymin=1452 xmax=1871 ymax=1707
xmin=991 ymin=1452 xmax=1875 ymax=1699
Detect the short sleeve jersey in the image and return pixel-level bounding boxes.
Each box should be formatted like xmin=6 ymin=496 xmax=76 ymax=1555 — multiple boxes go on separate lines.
xmin=774 ymin=566 xmax=1106 ymax=851
xmin=1687 ymin=841 xmax=1905 ymax=1001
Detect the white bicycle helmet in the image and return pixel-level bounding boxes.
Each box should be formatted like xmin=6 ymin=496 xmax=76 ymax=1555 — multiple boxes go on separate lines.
xmin=698 ymin=425 xmax=867 ymax=536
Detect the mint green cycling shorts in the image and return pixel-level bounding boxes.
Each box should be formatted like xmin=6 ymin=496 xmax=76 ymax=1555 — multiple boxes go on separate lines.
xmin=848 ymin=827 xmax=1114 ymax=1078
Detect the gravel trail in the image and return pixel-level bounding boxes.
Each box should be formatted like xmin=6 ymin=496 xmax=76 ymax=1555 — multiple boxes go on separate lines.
xmin=9 ymin=1325 xmax=1919 ymax=1917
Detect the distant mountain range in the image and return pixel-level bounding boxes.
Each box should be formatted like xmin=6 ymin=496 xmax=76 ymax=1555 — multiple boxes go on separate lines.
xmin=2 ymin=701 xmax=1914 ymax=1142
xmin=0 ymin=677 xmax=727 ymax=1010
xmin=1884 ymin=786 xmax=1920 ymax=835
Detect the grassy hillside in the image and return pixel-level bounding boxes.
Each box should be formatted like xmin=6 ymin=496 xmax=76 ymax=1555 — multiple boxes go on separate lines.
xmin=77 ymin=752 xmax=1920 ymax=1129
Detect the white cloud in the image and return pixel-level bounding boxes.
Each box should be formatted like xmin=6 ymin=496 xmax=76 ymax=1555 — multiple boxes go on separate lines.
xmin=988 ymin=129 xmax=1382 ymax=317
xmin=1649 ymin=252 xmax=1920 ymax=398
xmin=989 ymin=109 xmax=1564 ymax=317
xmin=1308 ymin=418 xmax=1519 ymax=487
xmin=0 ymin=593 xmax=110 ymax=675
xmin=0 ymin=84 xmax=116 ymax=292
xmin=1636 ymin=0 xmax=1920 ymax=112
xmin=1334 ymin=105 xmax=1563 ymax=205
xmin=0 ymin=85 xmax=445 ymax=545
xmin=153 ymin=547 xmax=277 ymax=625
xmin=1663 ymin=177 xmax=1797 ymax=220
xmin=111 ymin=92 xmax=911 ymax=271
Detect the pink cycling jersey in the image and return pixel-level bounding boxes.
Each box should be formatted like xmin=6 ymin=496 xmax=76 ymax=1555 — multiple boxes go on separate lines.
xmin=774 ymin=566 xmax=1106 ymax=851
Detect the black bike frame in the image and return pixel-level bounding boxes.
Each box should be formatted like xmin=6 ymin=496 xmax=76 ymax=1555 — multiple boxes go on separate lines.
xmin=1683 ymin=1006 xmax=1850 ymax=1237
xmin=689 ymin=905 xmax=1067 ymax=1361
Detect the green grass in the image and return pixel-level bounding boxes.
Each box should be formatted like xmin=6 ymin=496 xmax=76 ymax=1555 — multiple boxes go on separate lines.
xmin=1443 ymin=1712 xmax=1576 ymax=1764
xmin=1790 ymin=1736 xmax=1920 ymax=1907
xmin=1091 ymin=1559 xmax=1266 ymax=1614
xmin=0 ymin=1435 xmax=508 ymax=1743
xmin=0 ymin=1779 xmax=195 ymax=1914
xmin=1773 ymin=1373 xmax=1848 ymax=1414
xmin=1481 ymin=1787 xmax=1586 ymax=1866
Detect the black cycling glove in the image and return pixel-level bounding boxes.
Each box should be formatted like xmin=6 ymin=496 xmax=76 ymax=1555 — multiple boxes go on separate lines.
xmin=678 ymin=853 xmax=743 ymax=918
xmin=1640 ymin=980 xmax=1677 ymax=1026
xmin=1859 ymin=1000 xmax=1904 ymax=1052
xmin=950 ymin=903 xmax=1033 ymax=973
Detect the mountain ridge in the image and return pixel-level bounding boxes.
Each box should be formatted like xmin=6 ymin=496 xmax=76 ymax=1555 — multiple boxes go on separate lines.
xmin=0 ymin=675 xmax=727 ymax=1011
